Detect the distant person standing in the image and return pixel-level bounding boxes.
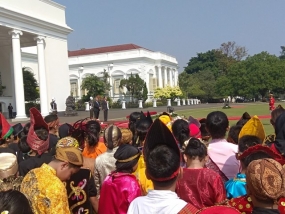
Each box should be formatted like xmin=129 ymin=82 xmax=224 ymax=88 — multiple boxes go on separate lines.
xmin=50 ymin=98 xmax=57 ymax=115
xmin=93 ymin=96 xmax=100 ymax=120
xmin=269 ymin=93 xmax=275 ymax=111
xmin=89 ymin=97 xmax=94 ymax=119
xmin=101 ymin=96 xmax=109 ymax=122
xmin=8 ymin=103 xmax=13 ymax=119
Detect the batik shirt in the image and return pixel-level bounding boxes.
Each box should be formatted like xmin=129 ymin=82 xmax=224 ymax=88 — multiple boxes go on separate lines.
xmin=20 ymin=163 xmax=70 ymax=214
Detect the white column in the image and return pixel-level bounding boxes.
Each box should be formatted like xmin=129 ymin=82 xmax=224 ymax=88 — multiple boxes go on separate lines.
xmin=77 ymin=78 xmax=81 ymax=98
xmin=170 ymin=69 xmax=173 ymax=87
xmin=158 ymin=66 xmax=163 ymax=88
xmin=164 ymin=67 xmax=168 ymax=87
xmin=174 ymin=70 xmax=178 ymax=86
xmin=110 ymin=76 xmax=114 ymax=98
xmin=9 ymin=30 xmax=26 ymax=119
xmin=34 ymin=36 xmax=49 ymax=116
xmin=145 ymin=72 xmax=149 ymax=100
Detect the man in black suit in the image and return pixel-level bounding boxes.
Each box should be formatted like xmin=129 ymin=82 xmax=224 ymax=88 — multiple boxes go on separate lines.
xmin=93 ymin=96 xmax=100 ymax=119
xmin=101 ymin=96 xmax=109 ymax=122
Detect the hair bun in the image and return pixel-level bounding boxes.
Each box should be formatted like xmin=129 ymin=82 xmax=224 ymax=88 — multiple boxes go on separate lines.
xmin=188 ymin=138 xmax=201 ymax=149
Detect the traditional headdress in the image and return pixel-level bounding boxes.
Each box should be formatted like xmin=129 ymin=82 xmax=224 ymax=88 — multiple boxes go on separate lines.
xmin=0 ymin=153 xmax=23 ymax=191
xmin=144 ymin=119 xmax=181 ymax=181
xmin=238 ymin=115 xmax=265 ymax=142
xmin=0 ymin=113 xmax=13 ymax=140
xmin=55 ymin=146 xmax=83 ymax=167
xmin=188 ymin=116 xmax=201 ymax=128
xmin=56 ymin=137 xmax=79 ymax=149
xmin=103 ymin=125 xmax=122 ymax=149
xmin=246 ymin=158 xmax=285 ymax=202
xmin=114 ymin=144 xmax=141 ymax=163
xmin=158 ymin=112 xmax=172 ymax=131
xmin=27 ymin=107 xmax=49 ymax=155
xmin=196 ymin=205 xmax=241 ymax=213
xmin=12 ymin=123 xmax=23 ymax=137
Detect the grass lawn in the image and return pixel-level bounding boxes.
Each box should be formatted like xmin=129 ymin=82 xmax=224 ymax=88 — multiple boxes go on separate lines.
xmin=174 ymin=102 xmax=276 ymax=136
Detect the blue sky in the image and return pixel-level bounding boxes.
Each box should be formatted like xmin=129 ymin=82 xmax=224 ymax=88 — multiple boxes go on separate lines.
xmin=56 ymin=0 xmax=285 ymax=71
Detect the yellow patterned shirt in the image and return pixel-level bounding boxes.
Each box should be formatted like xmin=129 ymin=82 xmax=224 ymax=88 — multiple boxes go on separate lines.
xmin=20 ymin=163 xmax=71 ymax=214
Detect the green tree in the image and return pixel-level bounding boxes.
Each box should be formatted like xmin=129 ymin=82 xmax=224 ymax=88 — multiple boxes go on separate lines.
xmin=81 ymin=74 xmax=109 ymax=100
xmin=119 ymin=73 xmax=145 ymax=102
xmin=279 ymin=46 xmax=285 ymax=60
xmin=23 ymin=67 xmax=39 ymax=101
xmin=142 ymin=82 xmax=148 ymax=102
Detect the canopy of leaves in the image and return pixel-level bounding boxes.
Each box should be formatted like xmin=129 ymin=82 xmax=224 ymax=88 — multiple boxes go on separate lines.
xmin=154 ymin=86 xmax=183 ymax=100
xmin=119 ymin=73 xmax=145 ymax=100
xmin=23 ymin=67 xmax=39 ymax=101
xmin=81 ymin=73 xmax=110 ymax=100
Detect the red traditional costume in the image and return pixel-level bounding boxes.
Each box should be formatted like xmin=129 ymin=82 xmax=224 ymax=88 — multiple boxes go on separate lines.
xmin=176 ymin=168 xmax=226 ymax=209
xmin=269 ymin=94 xmax=275 ymax=111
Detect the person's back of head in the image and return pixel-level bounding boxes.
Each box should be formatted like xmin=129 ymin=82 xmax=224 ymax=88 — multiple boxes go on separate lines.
xmin=119 ymin=128 xmax=133 ymax=145
xmin=0 ymin=190 xmax=33 ymax=214
xmin=58 ymin=123 xmax=72 ymax=139
xmin=271 ymin=105 xmax=285 ymax=128
xmin=227 ymin=125 xmax=243 ymax=145
xmin=172 ymin=119 xmax=190 ymax=148
xmin=34 ymin=127 xmax=49 ymax=141
xmin=86 ymin=120 xmax=101 ymax=134
xmin=114 ymin=144 xmax=141 ymax=173
xmin=23 ymin=122 xmax=31 ymax=135
xmin=103 ymin=125 xmax=122 ymax=150
xmin=146 ymin=144 xmax=180 ymax=188
xmin=18 ymin=136 xmax=31 ymax=154
xmin=246 ymin=158 xmax=285 ymax=207
xmin=86 ymin=132 xmax=99 ymax=148
xmin=44 ymin=114 xmax=59 ymax=132
xmin=134 ymin=119 xmax=152 ymax=147
xmin=206 ymin=111 xmax=229 ymax=139
xmin=184 ymin=138 xmax=207 ymax=163
xmin=238 ymin=135 xmax=262 ymax=154
xmin=128 ymin=112 xmax=141 ymax=143
xmin=236 ymin=112 xmax=251 ymax=127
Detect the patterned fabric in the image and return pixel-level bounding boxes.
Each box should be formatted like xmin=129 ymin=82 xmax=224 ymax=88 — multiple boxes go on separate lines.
xmin=103 ymin=125 xmax=121 ymax=148
xmin=264 ymin=134 xmax=276 ymax=145
xmin=66 ymin=168 xmax=96 ymax=214
xmin=56 ymin=137 xmax=79 ymax=149
xmin=246 ymin=158 xmax=285 ymax=201
xmin=205 ymin=156 xmax=229 ymax=183
xmin=99 ymin=172 xmax=141 ymax=214
xmin=94 ymin=147 xmax=118 ymax=196
xmin=120 ymin=128 xmax=133 ymax=144
xmin=133 ymin=155 xmax=153 ymax=195
xmin=229 ymin=194 xmax=285 ymax=214
xmin=0 ymin=176 xmax=23 ymax=191
xmin=178 ymin=203 xmax=199 ymax=214
xmin=225 ymin=173 xmax=247 ymax=199
xmin=20 ymin=164 xmax=70 ymax=214
xmin=196 ymin=205 xmax=241 ymax=213
xmin=176 ymin=168 xmax=226 ymax=209
xmin=55 ymin=147 xmax=83 ymax=167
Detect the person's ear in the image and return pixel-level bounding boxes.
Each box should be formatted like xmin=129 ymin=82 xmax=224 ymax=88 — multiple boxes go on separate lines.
xmin=205 ymin=155 xmax=209 ymax=163
xmin=60 ymin=162 xmax=69 ymax=170
xmin=178 ymin=167 xmax=183 ymax=179
xmin=183 ymin=154 xmax=188 ymax=163
xmin=226 ymin=126 xmax=230 ymax=132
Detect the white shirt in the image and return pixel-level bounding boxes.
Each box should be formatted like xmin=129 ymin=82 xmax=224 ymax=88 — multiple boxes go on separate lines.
xmin=127 ymin=190 xmax=187 ymax=214
xmin=208 ymin=138 xmax=239 ymax=179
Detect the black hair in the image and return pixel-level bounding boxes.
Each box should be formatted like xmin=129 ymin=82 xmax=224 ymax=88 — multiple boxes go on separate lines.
xmin=0 ymin=190 xmax=33 ymax=214
xmin=228 ymin=125 xmax=243 ymax=145
xmin=244 ymin=151 xmax=272 ymax=167
xmin=236 ymin=112 xmax=251 ymax=127
xmin=18 ymin=136 xmax=31 ymax=153
xmin=34 ymin=127 xmax=49 ymax=141
xmin=58 ymin=123 xmax=72 ymax=139
xmin=238 ymin=135 xmax=262 ymax=154
xmin=86 ymin=132 xmax=99 ymax=147
xmin=146 ymin=145 xmax=180 ymax=188
xmin=199 ymin=118 xmax=210 ymax=140
xmin=134 ymin=119 xmax=152 ymax=147
xmin=23 ymin=123 xmax=31 ymax=135
xmin=128 ymin=112 xmax=141 ymax=143
xmin=86 ymin=120 xmax=101 ymax=134
xmin=206 ymin=111 xmax=229 ymax=139
xmin=172 ymin=119 xmax=190 ymax=148
xmin=271 ymin=105 xmax=285 ymax=126
xmin=184 ymin=138 xmax=207 ymax=161
xmin=44 ymin=114 xmax=58 ymax=123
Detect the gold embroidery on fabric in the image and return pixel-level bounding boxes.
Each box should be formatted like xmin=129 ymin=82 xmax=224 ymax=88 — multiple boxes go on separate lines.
xmin=69 ymin=181 xmax=87 ymax=212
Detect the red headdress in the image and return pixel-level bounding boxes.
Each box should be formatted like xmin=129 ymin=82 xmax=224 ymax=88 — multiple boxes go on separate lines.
xmin=0 ymin=113 xmax=13 ymax=140
xmin=27 ymin=108 xmax=49 ymax=155
xmin=237 ymin=144 xmax=285 ymax=165
xmin=144 ymin=119 xmax=181 ymax=181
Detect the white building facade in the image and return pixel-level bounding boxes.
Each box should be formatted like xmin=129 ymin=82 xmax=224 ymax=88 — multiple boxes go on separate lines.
xmin=0 ymin=0 xmax=71 ymax=119
xmin=68 ymin=44 xmax=179 ymax=102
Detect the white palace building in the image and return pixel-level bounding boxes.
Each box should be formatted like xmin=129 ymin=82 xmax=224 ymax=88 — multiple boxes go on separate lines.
xmin=68 ymin=44 xmax=179 ymax=102
xmin=0 ymin=0 xmax=179 ymax=119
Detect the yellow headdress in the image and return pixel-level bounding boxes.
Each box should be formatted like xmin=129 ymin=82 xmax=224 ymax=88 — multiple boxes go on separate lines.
xmin=238 ymin=115 xmax=265 ymax=142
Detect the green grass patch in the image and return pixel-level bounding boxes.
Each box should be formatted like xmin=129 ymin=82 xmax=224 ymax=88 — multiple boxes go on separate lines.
xmin=174 ymin=102 xmax=275 ymax=136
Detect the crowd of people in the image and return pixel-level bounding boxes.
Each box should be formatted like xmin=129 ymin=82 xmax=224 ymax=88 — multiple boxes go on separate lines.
xmin=0 ymin=104 xmax=285 ymax=214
